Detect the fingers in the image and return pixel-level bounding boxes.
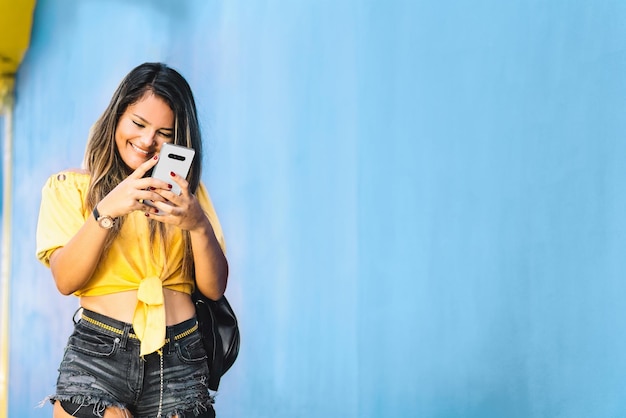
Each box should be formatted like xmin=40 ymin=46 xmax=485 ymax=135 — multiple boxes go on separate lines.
xmin=167 ymin=171 xmax=190 ymax=196
xmin=138 ymin=167 xmax=189 ymax=195
xmin=139 ymin=172 xmax=196 ymax=223
xmin=146 ymin=172 xmax=188 ymax=204
xmin=137 ymin=188 xmax=169 ymax=206
xmin=129 ymin=157 xmax=177 ymax=191
xmin=144 ymin=189 xmax=204 ymax=231
xmin=129 ymin=155 xmax=160 ymax=180
xmin=101 ymin=157 xmax=178 ymax=218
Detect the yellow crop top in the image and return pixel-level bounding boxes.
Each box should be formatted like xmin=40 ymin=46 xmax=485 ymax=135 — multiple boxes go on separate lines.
xmin=36 ymin=171 xmax=226 ymax=355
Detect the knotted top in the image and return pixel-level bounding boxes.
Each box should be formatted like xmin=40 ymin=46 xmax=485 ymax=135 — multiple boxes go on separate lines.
xmin=133 ymin=275 xmax=166 ymax=355
xmin=36 ymin=171 xmax=226 ymax=356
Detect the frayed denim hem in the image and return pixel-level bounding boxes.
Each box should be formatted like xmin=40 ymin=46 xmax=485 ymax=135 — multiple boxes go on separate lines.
xmin=38 ymin=394 xmax=215 ymax=418
xmin=161 ymin=400 xmax=213 ymax=418
xmin=38 ymin=394 xmax=127 ymax=417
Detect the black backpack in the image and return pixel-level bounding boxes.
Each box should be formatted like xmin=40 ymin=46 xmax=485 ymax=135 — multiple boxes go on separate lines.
xmin=191 ymin=290 xmax=240 ymax=391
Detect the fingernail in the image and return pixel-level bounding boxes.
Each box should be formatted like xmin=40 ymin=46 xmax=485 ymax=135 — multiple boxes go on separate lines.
xmin=153 ymin=155 xmax=158 ymax=160
xmin=168 ymin=184 xmax=173 ymax=189
xmin=149 ymin=187 xmax=156 ymax=190
xmin=145 ymin=212 xmax=150 ymax=217
xmin=170 ymin=171 xmax=175 ymax=177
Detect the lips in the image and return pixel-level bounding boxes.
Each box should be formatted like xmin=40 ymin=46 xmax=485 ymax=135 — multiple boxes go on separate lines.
xmin=130 ymin=143 xmax=153 ymax=157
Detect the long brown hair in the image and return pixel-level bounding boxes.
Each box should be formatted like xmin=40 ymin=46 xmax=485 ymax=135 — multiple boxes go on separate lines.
xmin=84 ymin=62 xmax=203 ymax=281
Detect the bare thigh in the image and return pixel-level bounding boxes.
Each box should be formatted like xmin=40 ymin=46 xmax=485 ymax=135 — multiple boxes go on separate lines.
xmin=52 ymin=401 xmax=184 ymax=418
xmin=53 ymin=401 xmax=136 ymax=418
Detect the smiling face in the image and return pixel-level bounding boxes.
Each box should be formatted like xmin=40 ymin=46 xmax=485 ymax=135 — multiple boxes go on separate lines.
xmin=115 ymin=92 xmax=175 ymax=171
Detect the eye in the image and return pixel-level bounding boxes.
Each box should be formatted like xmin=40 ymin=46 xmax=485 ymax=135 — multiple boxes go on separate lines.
xmin=132 ymin=120 xmax=145 ymax=128
xmin=159 ymin=131 xmax=173 ymax=138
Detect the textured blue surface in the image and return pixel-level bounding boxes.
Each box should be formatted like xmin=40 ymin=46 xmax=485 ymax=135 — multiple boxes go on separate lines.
xmin=5 ymin=1 xmax=626 ymax=417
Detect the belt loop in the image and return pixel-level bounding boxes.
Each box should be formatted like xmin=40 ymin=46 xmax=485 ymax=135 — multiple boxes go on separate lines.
xmin=72 ymin=307 xmax=84 ymax=325
xmin=120 ymin=323 xmax=131 ymax=349
xmin=167 ymin=326 xmax=175 ymax=354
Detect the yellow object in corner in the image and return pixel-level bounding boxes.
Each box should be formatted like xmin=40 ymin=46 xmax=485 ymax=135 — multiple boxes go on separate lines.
xmin=0 ymin=0 xmax=37 ymax=106
xmin=0 ymin=2 xmax=37 ymax=418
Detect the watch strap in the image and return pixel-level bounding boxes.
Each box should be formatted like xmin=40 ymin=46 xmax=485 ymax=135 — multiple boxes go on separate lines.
xmin=93 ymin=204 xmax=115 ymax=229
xmin=93 ymin=205 xmax=101 ymax=222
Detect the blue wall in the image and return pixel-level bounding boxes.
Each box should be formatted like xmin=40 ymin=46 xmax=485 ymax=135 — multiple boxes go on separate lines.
xmin=6 ymin=1 xmax=626 ymax=417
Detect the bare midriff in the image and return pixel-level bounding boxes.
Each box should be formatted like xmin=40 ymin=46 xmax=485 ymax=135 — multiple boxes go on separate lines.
xmin=79 ymin=288 xmax=196 ymax=326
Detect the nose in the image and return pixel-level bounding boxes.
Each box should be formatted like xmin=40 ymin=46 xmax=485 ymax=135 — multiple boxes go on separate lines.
xmin=137 ymin=130 xmax=157 ymax=148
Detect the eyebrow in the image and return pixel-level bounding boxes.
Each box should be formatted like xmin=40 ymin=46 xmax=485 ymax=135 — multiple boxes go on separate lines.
xmin=132 ymin=114 xmax=174 ymax=131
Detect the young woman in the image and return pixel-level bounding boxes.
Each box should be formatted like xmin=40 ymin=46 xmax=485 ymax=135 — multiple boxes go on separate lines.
xmin=36 ymin=62 xmax=228 ymax=418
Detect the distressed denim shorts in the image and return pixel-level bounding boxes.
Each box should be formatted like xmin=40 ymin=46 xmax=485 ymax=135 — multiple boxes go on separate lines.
xmin=50 ymin=308 xmax=215 ymax=418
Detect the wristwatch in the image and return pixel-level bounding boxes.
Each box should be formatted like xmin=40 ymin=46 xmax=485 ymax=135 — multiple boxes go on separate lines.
xmin=93 ymin=205 xmax=116 ymax=229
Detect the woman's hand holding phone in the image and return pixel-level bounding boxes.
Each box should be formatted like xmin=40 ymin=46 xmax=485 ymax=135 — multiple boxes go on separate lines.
xmin=95 ymin=155 xmax=170 ymax=219
xmin=142 ymin=143 xmax=194 ymax=215
xmin=95 ymin=143 xmax=205 ymax=231
xmin=141 ymin=144 xmax=208 ymax=231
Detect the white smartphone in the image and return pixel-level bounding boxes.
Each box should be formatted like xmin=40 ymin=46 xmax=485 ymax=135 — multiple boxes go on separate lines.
xmin=152 ymin=143 xmax=195 ymax=195
xmin=145 ymin=143 xmax=195 ymax=214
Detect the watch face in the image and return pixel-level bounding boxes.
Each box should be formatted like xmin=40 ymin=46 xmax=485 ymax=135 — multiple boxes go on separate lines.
xmin=99 ymin=216 xmax=114 ymax=229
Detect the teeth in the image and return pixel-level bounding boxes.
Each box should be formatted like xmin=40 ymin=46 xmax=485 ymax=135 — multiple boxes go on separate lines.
xmin=131 ymin=143 xmax=149 ymax=155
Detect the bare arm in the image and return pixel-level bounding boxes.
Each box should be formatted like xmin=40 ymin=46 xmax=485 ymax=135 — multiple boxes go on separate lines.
xmin=147 ymin=172 xmax=228 ymax=300
xmin=50 ymin=214 xmax=112 ymax=295
xmin=50 ymin=156 xmax=173 ymax=295
xmin=189 ymin=217 xmax=229 ymax=300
